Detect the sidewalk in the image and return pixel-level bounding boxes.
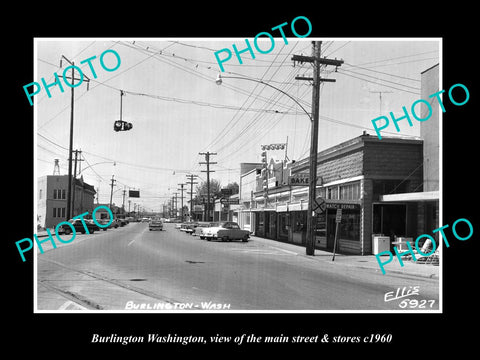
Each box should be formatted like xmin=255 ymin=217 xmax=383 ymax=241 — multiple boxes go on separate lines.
xmin=249 ymin=235 xmax=440 ymax=279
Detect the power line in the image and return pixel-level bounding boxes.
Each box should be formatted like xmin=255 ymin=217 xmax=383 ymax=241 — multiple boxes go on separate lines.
xmin=336 ymin=70 xmax=421 ymax=95
xmin=340 ymin=68 xmax=421 ymax=90
xmin=343 ymin=61 xmax=421 ymax=82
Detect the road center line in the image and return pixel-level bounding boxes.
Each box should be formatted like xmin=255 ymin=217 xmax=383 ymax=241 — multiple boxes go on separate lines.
xmin=127 ymin=226 xmax=148 ymax=247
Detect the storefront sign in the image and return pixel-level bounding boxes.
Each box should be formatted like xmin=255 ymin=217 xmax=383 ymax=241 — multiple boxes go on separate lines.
xmin=288 ymin=173 xmax=309 ymax=186
xmin=220 ymin=198 xmax=239 ymax=205
xmin=325 ymin=203 xmax=360 ymax=210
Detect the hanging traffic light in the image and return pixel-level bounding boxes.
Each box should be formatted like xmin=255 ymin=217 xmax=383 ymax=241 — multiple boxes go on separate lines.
xmin=114 ymin=120 xmax=123 ymax=131
xmin=113 ymin=120 xmax=133 ymax=132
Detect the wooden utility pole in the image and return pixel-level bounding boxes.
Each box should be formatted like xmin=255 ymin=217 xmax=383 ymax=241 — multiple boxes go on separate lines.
xmin=109 ymin=175 xmax=116 ymax=212
xmin=199 ymin=152 xmax=217 ymax=221
xmin=61 ymin=56 xmax=90 ymax=221
xmin=186 ymin=174 xmax=199 ymax=219
xmin=173 ymin=192 xmax=179 ymax=218
xmin=177 ymin=183 xmax=186 ymax=221
xmin=292 ymin=41 xmax=343 ymax=256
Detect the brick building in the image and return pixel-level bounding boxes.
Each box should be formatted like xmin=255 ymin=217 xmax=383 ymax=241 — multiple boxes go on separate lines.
xmin=239 ymin=133 xmax=424 ymax=255
xmin=37 ymin=175 xmax=96 ymax=229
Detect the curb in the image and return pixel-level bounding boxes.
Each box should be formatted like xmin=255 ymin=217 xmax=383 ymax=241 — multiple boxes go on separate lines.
xmin=248 ymin=235 xmax=440 ymax=280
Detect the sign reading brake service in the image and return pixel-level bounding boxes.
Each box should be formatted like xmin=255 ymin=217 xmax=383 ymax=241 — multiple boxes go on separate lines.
xmin=288 ymin=173 xmax=309 ymax=186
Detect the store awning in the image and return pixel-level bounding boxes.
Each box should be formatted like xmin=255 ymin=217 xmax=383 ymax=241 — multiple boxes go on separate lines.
xmin=379 ymin=191 xmax=439 ymax=202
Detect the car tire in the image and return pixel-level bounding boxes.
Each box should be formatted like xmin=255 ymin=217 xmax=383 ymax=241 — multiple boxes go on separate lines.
xmin=103 ymin=228 xmax=107 ymax=231
xmin=242 ymin=236 xmax=249 ymax=242
xmin=64 ymin=228 xmax=71 ymax=235
xmin=207 ymin=238 xmax=211 ymax=241
xmin=200 ymin=236 xmax=204 ymax=240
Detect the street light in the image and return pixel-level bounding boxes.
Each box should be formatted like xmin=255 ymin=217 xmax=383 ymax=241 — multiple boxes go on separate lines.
xmin=216 ymin=73 xmax=319 ymax=255
xmin=215 ymin=73 xmax=312 ymax=121
xmin=78 ymin=161 xmax=116 ymax=176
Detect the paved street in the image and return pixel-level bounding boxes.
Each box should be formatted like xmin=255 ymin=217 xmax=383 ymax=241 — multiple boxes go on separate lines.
xmin=36 ymin=222 xmax=439 ymax=311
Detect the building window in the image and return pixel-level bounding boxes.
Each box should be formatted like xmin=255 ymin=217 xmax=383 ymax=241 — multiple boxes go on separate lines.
xmin=39 ymin=189 xmax=42 ymax=199
xmin=53 ymin=207 xmax=66 ymax=218
xmin=327 ymin=186 xmax=338 ymax=200
xmin=53 ymin=189 xmax=66 ymax=199
xmin=339 ymin=182 xmax=360 ymax=200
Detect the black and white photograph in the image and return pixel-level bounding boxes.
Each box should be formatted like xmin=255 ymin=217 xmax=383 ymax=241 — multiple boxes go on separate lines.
xmin=7 ymin=7 xmax=478 ymax=354
xmin=33 ymin=37 xmax=442 ymax=312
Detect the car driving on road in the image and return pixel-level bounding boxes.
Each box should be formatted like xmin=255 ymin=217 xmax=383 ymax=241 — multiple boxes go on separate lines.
xmin=149 ymin=218 xmax=163 ymax=231
xmin=202 ymin=221 xmax=250 ymax=242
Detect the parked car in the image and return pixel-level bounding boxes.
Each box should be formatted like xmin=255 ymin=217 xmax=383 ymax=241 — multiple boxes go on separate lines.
xmin=183 ymin=222 xmax=199 ymax=235
xmin=202 ymin=222 xmax=250 ymax=242
xmin=59 ymin=218 xmax=99 ymax=235
xmin=149 ymin=218 xmax=163 ymax=231
xmin=194 ymin=222 xmax=216 ymax=238
xmin=110 ymin=219 xmax=121 ymax=228
xmin=96 ymin=218 xmax=111 ymax=230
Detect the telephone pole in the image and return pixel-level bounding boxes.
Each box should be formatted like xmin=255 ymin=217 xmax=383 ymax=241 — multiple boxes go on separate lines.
xmin=199 ymin=152 xmax=217 ymax=221
xmin=173 ymin=192 xmax=179 ymax=218
xmin=177 ymin=183 xmax=186 ymax=221
xmin=186 ymin=174 xmax=199 ymax=219
xmin=70 ymin=149 xmax=84 ymax=217
xmin=122 ymin=187 xmax=127 ymax=211
xmin=292 ymin=41 xmax=343 ymax=256
xmin=61 ymin=55 xmax=90 ymax=221
xmin=109 ymin=175 xmax=116 ymax=213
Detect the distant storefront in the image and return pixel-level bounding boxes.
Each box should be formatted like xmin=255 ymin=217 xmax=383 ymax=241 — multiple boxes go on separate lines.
xmin=239 ymin=133 xmax=425 ymax=255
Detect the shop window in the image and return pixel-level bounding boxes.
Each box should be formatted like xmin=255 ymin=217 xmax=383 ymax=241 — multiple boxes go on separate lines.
xmin=293 ymin=211 xmax=306 ymax=233
xmin=339 ymin=182 xmax=360 ymax=200
xmin=339 ymin=209 xmax=360 ymax=241
xmin=244 ymin=212 xmax=251 ymax=226
xmin=278 ymin=213 xmax=289 ymax=240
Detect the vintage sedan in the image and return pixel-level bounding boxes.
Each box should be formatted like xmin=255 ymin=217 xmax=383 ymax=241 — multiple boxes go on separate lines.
xmin=194 ymin=222 xmax=216 ymax=238
xmin=149 ymin=218 xmax=164 ymax=231
xmin=202 ymin=222 xmax=250 ymax=242
xmin=183 ymin=222 xmax=199 ymax=235
xmin=59 ymin=218 xmax=100 ymax=235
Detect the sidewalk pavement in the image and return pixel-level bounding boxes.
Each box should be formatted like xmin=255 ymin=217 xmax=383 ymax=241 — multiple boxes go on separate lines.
xmin=249 ymin=235 xmax=440 ymax=280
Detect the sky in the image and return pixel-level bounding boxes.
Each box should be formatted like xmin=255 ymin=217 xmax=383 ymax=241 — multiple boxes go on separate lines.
xmin=35 ymin=38 xmax=440 ymax=212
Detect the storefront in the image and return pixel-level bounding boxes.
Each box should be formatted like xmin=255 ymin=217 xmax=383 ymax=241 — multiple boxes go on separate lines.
xmin=315 ymin=202 xmax=361 ymax=252
xmin=239 ymin=134 xmax=424 ymax=255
